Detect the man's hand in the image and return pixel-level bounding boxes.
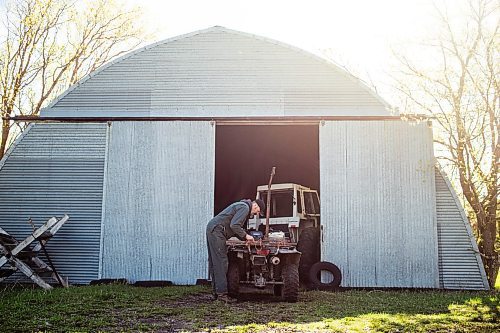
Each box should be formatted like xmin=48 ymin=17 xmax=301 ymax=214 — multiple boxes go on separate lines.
xmin=245 ymin=234 xmax=255 ymax=241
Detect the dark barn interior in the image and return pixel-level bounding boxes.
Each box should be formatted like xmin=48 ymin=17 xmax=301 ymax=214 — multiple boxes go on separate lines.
xmin=214 ymin=125 xmax=319 ymax=215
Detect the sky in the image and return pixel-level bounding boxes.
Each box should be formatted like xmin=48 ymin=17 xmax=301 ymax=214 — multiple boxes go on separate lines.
xmin=0 ymin=0 xmax=468 ymax=105
xmin=130 ymin=0 xmax=461 ymax=105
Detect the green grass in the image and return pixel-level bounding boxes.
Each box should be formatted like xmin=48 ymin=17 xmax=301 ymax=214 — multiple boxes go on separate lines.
xmin=0 ymin=284 xmax=498 ymax=332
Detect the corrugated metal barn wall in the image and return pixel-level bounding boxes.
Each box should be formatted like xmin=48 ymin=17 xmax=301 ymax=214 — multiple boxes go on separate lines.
xmin=0 ymin=123 xmax=107 ymax=284
xmin=100 ymin=121 xmax=214 ymax=284
xmin=0 ymin=120 xmax=489 ymax=289
xmin=320 ymin=120 xmax=439 ymax=288
xmin=435 ymin=168 xmax=489 ymax=289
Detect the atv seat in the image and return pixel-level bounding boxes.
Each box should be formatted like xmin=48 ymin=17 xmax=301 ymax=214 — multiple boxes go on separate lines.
xmin=0 ymin=215 xmax=70 ymax=290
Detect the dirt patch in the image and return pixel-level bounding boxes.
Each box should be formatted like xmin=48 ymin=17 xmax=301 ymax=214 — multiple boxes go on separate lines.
xmin=157 ymin=292 xmax=215 ymax=308
xmin=158 ymin=288 xmax=283 ymax=308
xmin=140 ymin=288 xmax=309 ymax=331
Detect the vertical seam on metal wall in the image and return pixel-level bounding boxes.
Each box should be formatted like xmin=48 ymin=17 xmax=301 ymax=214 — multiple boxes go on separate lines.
xmin=429 ymin=126 xmax=440 ymax=288
xmin=437 ymin=166 xmax=490 ymax=289
xmin=98 ymin=122 xmax=111 ymax=279
xmin=318 ymin=122 xmax=323 ymax=261
xmin=210 ymin=120 xmax=216 ymax=279
xmin=344 ymin=122 xmax=349 ymax=277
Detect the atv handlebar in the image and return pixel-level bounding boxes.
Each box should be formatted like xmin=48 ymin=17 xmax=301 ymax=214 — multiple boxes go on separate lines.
xmin=226 ymin=239 xmax=296 ymax=247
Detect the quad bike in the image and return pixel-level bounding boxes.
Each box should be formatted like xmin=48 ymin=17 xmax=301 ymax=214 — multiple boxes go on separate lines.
xmin=248 ymin=183 xmax=342 ymax=289
xmin=226 ymin=230 xmax=300 ymax=302
xmin=225 ymin=168 xmax=340 ymax=302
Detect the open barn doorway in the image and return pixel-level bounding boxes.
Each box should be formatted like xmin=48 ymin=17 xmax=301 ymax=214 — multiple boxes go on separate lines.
xmin=214 ymin=124 xmax=319 ymax=215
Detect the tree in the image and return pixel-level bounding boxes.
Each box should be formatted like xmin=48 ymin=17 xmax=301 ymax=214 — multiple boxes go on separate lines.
xmin=394 ymin=0 xmax=499 ymax=287
xmin=0 ymin=0 xmax=145 ymax=159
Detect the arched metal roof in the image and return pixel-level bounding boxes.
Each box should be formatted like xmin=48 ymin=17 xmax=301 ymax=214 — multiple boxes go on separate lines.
xmin=42 ymin=26 xmax=393 ymax=117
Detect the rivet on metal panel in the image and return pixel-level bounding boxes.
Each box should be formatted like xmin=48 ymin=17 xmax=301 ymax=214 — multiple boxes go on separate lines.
xmin=210 ymin=120 xmax=215 ymax=127
xmin=107 ymin=121 xmax=112 ymax=127
xmin=320 ymin=120 xmax=325 ymax=126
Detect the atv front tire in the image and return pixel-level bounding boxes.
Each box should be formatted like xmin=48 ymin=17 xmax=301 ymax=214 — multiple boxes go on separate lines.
xmin=281 ymin=263 xmax=299 ymax=302
xmin=227 ymin=260 xmax=240 ymax=298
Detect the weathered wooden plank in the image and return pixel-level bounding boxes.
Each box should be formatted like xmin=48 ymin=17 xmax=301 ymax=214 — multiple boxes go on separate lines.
xmin=0 ymin=217 xmax=57 ymax=267
xmin=10 ymin=257 xmax=52 ymax=290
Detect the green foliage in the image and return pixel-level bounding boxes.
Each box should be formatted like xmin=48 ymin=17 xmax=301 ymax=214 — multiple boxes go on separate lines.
xmin=0 ymin=285 xmax=498 ymax=332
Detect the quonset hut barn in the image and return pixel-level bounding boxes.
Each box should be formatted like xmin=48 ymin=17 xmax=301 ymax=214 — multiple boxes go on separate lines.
xmin=0 ymin=27 xmax=489 ymax=289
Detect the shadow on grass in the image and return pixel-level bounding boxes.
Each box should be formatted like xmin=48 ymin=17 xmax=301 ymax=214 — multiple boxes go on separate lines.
xmin=0 ymin=284 xmax=498 ymax=332
xmin=179 ymin=288 xmax=500 ymax=332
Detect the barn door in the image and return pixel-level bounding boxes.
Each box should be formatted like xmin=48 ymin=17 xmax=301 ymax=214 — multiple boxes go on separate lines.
xmin=101 ymin=121 xmax=215 ymax=284
xmin=319 ymin=120 xmax=439 ymax=288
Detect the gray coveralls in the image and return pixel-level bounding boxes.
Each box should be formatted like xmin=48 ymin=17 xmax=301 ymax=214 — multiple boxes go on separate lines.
xmin=206 ymin=201 xmax=251 ymax=295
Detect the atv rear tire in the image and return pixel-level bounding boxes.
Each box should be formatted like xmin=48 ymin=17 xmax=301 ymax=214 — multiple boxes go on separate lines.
xmin=297 ymin=227 xmax=320 ymax=284
xmin=273 ymin=284 xmax=283 ymax=297
xmin=281 ymin=263 xmax=299 ymax=302
xmin=308 ymin=261 xmax=342 ymax=290
xmin=227 ymin=260 xmax=240 ymax=298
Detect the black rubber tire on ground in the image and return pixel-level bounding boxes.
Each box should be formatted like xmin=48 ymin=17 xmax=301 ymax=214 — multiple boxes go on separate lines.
xmin=308 ymin=261 xmax=342 ymax=290
xmin=281 ymin=263 xmax=299 ymax=302
xmin=296 ymin=227 xmax=320 ymax=285
xmin=227 ymin=260 xmax=240 ymax=298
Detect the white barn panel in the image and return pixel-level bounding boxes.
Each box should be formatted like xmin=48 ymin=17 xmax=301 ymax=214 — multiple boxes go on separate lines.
xmin=320 ymin=121 xmax=438 ymax=287
xmin=101 ymin=121 xmax=214 ymax=284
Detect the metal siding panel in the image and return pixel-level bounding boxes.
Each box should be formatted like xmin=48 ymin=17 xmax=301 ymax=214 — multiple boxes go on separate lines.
xmin=435 ymin=168 xmax=489 ymax=290
xmin=45 ymin=29 xmax=388 ymax=117
xmin=345 ymin=122 xmax=377 ymax=286
xmin=101 ymin=121 xmax=214 ymax=284
xmin=320 ymin=121 xmax=438 ymax=287
xmin=319 ymin=121 xmax=350 ymax=284
xmin=0 ymin=123 xmax=106 ymax=284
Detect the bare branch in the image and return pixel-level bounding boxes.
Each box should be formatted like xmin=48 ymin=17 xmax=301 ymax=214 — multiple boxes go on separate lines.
xmin=393 ymin=0 xmax=499 ymax=287
xmin=0 ymin=0 xmax=147 ymax=158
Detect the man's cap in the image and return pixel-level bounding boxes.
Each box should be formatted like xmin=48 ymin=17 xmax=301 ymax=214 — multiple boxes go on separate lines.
xmin=255 ymin=199 xmax=266 ymax=216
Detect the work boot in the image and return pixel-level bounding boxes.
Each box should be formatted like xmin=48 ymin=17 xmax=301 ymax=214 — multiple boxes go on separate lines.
xmin=216 ymin=293 xmax=237 ymax=304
